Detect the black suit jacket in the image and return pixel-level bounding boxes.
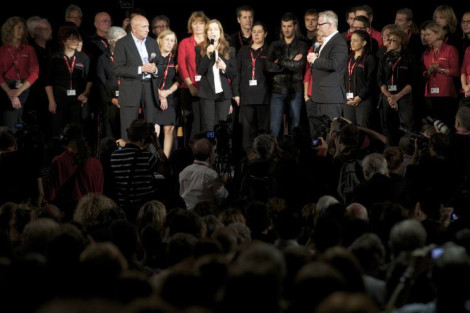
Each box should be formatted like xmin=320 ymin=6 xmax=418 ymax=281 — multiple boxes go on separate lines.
xmin=311 ymin=32 xmax=348 ymax=104
xmin=195 ymin=46 xmax=236 ymax=100
xmin=113 ymin=33 xmax=163 ymax=108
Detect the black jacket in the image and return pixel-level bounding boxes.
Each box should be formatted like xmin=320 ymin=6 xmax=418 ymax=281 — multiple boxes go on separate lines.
xmin=267 ymin=38 xmax=307 ymax=95
xmin=344 ymin=52 xmax=377 ymax=101
xmin=196 ymin=46 xmax=237 ymax=100
xmin=233 ymin=44 xmax=270 ymax=105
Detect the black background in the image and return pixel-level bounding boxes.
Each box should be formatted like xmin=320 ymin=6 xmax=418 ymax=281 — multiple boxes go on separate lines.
xmin=1 ymin=1 xmax=468 ymax=42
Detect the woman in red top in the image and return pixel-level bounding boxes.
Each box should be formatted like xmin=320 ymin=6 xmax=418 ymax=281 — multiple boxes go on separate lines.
xmin=460 ymin=46 xmax=470 ymax=107
xmin=177 ymin=11 xmax=209 ymax=145
xmin=422 ymin=21 xmax=459 ymax=128
xmin=0 ymin=16 xmax=39 ymax=131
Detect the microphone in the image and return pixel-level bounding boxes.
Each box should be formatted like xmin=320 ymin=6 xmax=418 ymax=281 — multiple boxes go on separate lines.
xmin=313 ymin=42 xmax=321 ymax=54
xmin=209 ymin=35 xmax=215 ymax=45
xmin=149 ymin=52 xmax=157 ymax=63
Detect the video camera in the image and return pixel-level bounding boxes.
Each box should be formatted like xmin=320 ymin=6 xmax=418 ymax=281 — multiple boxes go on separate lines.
xmin=399 ymin=125 xmax=429 ymax=150
xmin=214 ymin=115 xmax=233 ymax=155
xmin=422 ymin=116 xmax=450 ymax=135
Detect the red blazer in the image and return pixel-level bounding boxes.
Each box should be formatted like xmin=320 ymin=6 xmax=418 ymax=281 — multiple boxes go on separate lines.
xmin=178 ymin=35 xmax=201 ymax=89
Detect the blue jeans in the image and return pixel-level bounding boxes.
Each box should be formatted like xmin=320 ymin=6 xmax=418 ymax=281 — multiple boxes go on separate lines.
xmin=270 ymin=92 xmax=302 ymax=137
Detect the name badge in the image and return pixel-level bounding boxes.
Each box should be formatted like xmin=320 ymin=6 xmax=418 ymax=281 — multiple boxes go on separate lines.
xmin=15 ymin=81 xmax=23 ymax=89
xmin=346 ymin=92 xmax=354 ymax=99
xmin=67 ymin=89 xmax=76 ymax=96
xmin=388 ymin=85 xmax=397 ymax=92
xmin=194 ymin=75 xmax=201 ymax=82
xmin=430 ymin=87 xmax=440 ymax=94
xmin=249 ymin=79 xmax=257 ymax=86
xmin=115 ymin=90 xmax=119 ymax=97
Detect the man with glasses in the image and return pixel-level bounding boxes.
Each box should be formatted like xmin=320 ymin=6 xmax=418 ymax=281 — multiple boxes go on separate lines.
xmin=306 ymin=10 xmax=348 ymax=139
xmin=354 ymin=5 xmax=382 ymax=48
xmin=151 ymin=15 xmax=170 ymax=38
xmin=350 ymin=15 xmax=378 ymax=55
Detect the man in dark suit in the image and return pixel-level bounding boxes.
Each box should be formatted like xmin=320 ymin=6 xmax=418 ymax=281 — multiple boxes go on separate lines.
xmin=113 ymin=14 xmax=163 ymax=140
xmin=307 ymin=10 xmax=348 ymax=138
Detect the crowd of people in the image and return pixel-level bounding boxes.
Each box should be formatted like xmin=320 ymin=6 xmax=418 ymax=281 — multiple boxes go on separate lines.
xmin=1 ymin=3 xmax=470 ymax=313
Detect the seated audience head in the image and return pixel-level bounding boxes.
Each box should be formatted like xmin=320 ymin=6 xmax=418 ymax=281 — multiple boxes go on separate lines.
xmin=389 ymin=219 xmax=426 ymax=257
xmin=73 ymin=194 xmax=118 ymax=233
xmin=127 ymin=119 xmax=154 ymax=146
xmin=383 ymin=147 xmax=403 ymax=174
xmin=253 ymin=134 xmax=276 ymax=159
xmin=192 ymin=138 xmax=213 ymax=162
xmin=362 ymin=153 xmax=388 ymax=180
xmin=455 ymin=105 xmax=470 ymax=132
xmin=346 ymin=203 xmax=368 ymax=221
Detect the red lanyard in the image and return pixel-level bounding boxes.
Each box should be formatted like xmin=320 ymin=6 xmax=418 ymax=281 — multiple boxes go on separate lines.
xmin=100 ymin=39 xmax=108 ymax=49
xmin=390 ymin=57 xmax=401 ymax=85
xmin=109 ymin=55 xmax=120 ymax=87
xmin=347 ymin=56 xmax=358 ymax=91
xmin=250 ymin=48 xmax=263 ymax=80
xmin=63 ymin=55 xmax=76 ymax=89
xmin=7 ymin=47 xmax=21 ymax=80
xmin=160 ymin=53 xmax=172 ymax=90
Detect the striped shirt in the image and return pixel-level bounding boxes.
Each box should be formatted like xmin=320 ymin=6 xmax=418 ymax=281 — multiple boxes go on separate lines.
xmin=110 ymin=143 xmax=158 ymax=208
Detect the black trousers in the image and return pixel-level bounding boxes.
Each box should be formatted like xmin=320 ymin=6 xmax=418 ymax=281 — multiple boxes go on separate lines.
xmin=239 ymin=104 xmax=269 ymax=151
xmin=120 ymin=81 xmax=156 ymax=140
xmin=200 ymin=94 xmax=231 ymax=132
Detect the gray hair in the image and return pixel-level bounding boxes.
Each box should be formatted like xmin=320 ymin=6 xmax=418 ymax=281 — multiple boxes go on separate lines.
xmin=107 ymin=26 xmax=127 ymax=42
xmin=362 ymin=153 xmax=388 ymax=179
xmin=26 ymin=16 xmax=41 ymax=35
xmin=389 ymin=219 xmax=426 ymax=256
xmin=253 ymin=134 xmax=275 ymax=158
xmin=320 ymin=10 xmax=338 ymax=28
xmin=65 ymin=4 xmax=82 ymax=18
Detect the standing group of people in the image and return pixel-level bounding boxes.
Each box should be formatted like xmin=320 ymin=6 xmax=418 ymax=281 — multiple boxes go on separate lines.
xmin=2 ymin=4 xmax=470 ymax=157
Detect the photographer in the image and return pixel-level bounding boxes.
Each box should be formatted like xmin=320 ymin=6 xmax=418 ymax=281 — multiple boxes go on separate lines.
xmin=111 ymin=119 xmax=167 ymax=221
xmin=179 ymin=137 xmax=229 ymax=210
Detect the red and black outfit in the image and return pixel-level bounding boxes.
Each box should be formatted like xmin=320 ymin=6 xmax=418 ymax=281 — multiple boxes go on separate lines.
xmin=422 ymin=42 xmax=459 ymax=128
xmin=460 ymin=46 xmax=470 ymax=106
xmin=343 ymin=51 xmax=377 ymax=127
xmin=156 ymin=53 xmax=179 ymax=126
xmin=45 ymin=50 xmax=91 ymax=135
xmin=48 ymin=150 xmax=103 ymax=218
xmin=0 ymin=43 xmax=39 ymax=130
xmin=178 ymin=35 xmax=203 ymax=143
xmin=233 ymin=43 xmax=270 ymax=151
xmin=377 ymin=50 xmax=418 ymax=145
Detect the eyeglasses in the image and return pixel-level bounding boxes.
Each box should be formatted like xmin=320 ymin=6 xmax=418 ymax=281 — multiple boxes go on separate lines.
xmin=351 ymin=26 xmax=366 ymax=30
xmin=387 ymin=39 xmax=399 ymax=43
xmin=153 ymin=25 xmax=169 ymax=29
xmin=317 ymin=22 xmax=330 ymax=27
xmin=461 ymin=20 xmax=470 ymax=24
xmin=66 ymin=15 xmax=82 ymax=20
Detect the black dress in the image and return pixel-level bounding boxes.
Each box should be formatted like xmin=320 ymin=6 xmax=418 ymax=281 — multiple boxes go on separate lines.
xmin=155 ymin=53 xmax=178 ymax=125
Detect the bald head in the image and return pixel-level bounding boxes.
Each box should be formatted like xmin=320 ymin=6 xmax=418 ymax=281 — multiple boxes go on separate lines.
xmin=94 ymin=12 xmax=111 ymax=37
xmin=346 ymin=203 xmax=368 ymax=221
xmin=193 ymin=138 xmax=213 ymax=161
xmin=131 ymin=15 xmax=149 ymax=40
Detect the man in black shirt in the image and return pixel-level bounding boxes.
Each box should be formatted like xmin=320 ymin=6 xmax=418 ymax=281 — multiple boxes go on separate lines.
xmin=229 ymin=5 xmax=254 ymax=53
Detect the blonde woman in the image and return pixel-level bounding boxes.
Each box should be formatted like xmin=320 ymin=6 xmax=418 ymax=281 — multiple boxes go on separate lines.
xmin=155 ymin=30 xmax=179 ymax=158
xmin=196 ymin=19 xmax=236 ymax=132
